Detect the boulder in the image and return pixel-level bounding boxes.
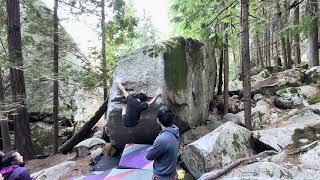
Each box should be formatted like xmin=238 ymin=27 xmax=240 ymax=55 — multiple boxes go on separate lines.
xmin=93 ymin=130 xmax=104 ymax=139
xmin=181 ymin=121 xmax=254 ymax=178
xmin=252 ymin=68 xmax=305 ymax=95
xmin=181 ymin=121 xmax=223 ymax=145
xmin=74 ymin=137 xmax=106 ymax=157
xmin=275 ymin=85 xmax=319 ymax=109
xmin=236 ymin=100 xmax=272 ymax=129
xmin=31 ymin=161 xmax=76 ymax=180
xmin=223 ymin=162 xmax=294 ymax=179
xmin=300 ymin=142 xmax=320 ymax=170
xmin=305 ymin=66 xmax=320 ymax=84
xmin=222 ymin=113 xmax=243 ymax=125
xmin=106 ymin=37 xmax=216 ymax=148
xmin=253 ymin=109 xmax=320 ymax=151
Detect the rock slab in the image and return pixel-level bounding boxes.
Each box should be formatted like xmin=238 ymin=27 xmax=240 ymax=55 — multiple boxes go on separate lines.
xmin=181 ymin=121 xmax=253 ymax=178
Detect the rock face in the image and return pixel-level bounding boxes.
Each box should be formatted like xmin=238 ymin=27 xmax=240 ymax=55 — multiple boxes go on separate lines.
xmin=235 ymin=100 xmax=272 ymax=129
xmin=31 ymin=161 xmax=76 ymax=180
xmin=275 ymin=85 xmax=319 ymax=109
xmin=106 ymin=37 xmax=216 ymax=148
xmin=223 ymin=162 xmax=294 ymax=179
xmin=253 ymin=109 xmax=320 ymax=151
xmin=300 ymin=142 xmax=320 ymax=170
xmin=181 ymin=122 xmax=253 ymax=178
xmin=305 ymin=66 xmax=320 ymax=84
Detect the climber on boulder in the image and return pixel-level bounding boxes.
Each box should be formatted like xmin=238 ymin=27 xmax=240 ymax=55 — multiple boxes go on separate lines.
xmin=117 ymin=83 xmax=160 ymax=127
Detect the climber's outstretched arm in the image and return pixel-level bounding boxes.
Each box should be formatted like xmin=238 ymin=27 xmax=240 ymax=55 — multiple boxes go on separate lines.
xmin=147 ymin=93 xmax=160 ymax=106
xmin=117 ymin=83 xmax=129 ymax=98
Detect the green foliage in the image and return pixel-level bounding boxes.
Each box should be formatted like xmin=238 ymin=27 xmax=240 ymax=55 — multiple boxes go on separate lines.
xmin=307 ymin=96 xmax=320 ymax=105
xmin=289 ymin=124 xmax=320 ymax=149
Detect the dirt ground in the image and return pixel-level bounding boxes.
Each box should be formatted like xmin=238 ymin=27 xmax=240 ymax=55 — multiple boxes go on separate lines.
xmin=26 ymin=153 xmax=91 ymax=179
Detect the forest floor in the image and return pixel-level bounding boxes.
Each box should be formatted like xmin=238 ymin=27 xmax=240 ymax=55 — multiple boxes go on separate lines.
xmin=26 ymin=153 xmax=91 ymax=179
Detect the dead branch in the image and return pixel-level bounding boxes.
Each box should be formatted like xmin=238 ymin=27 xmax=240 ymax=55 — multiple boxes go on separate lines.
xmin=199 ymin=150 xmax=277 ymax=180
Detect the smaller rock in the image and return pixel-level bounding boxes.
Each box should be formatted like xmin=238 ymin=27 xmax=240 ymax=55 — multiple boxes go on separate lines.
xmin=91 ymin=147 xmax=103 ymax=159
xmin=181 ymin=126 xmax=211 ymax=145
xmin=31 ymin=161 xmax=76 ymax=180
xmin=222 ymin=113 xmax=244 ymax=125
xmin=305 ymin=66 xmax=320 ymax=84
xmin=74 ymin=137 xmax=106 ymax=157
xmin=253 ymin=94 xmax=263 ymax=101
xmin=93 ymin=130 xmax=104 ymax=139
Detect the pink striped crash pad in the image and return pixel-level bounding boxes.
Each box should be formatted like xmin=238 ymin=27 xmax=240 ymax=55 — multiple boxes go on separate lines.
xmin=119 ymin=144 xmax=154 ymax=170
xmin=104 ymin=169 xmax=153 ymax=180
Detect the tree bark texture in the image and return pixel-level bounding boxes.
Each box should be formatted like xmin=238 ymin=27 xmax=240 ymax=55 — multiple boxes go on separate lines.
xmin=6 ymin=0 xmax=35 ymax=159
xmin=306 ymin=0 xmax=319 ymax=67
xmin=53 ymin=0 xmax=59 ymax=154
xmin=240 ymin=0 xmax=252 ymax=130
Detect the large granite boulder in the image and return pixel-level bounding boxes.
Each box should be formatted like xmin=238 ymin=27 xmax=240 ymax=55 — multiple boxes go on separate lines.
xmin=253 ymin=109 xmax=320 ymax=151
xmin=305 ymin=66 xmax=320 ymax=84
xmin=106 ymin=37 xmax=216 ymax=148
xmin=274 ymin=85 xmax=319 ymax=109
xmin=300 ymin=142 xmax=320 ymax=170
xmin=181 ymin=122 xmax=254 ymax=178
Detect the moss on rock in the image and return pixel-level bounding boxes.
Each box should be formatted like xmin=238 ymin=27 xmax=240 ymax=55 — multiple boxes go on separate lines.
xmin=289 ymin=124 xmax=320 ymax=149
xmin=163 ymin=37 xmax=188 ymax=90
xmin=232 ymin=134 xmax=241 ymax=151
xmin=307 ymin=96 xmax=320 ymax=105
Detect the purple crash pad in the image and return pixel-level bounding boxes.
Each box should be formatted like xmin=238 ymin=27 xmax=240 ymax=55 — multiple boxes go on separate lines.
xmin=119 ymin=144 xmax=153 ymax=170
xmin=104 ymin=168 xmax=153 ymax=180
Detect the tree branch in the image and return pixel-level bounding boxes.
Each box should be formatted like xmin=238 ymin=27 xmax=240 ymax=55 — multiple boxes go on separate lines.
xmin=199 ymin=150 xmax=277 ymax=180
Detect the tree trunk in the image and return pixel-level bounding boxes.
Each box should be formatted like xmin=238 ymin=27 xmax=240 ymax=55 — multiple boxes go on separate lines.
xmin=240 ymin=0 xmax=252 ymax=130
xmin=101 ymin=0 xmax=108 ymax=100
xmin=307 ymin=0 xmax=319 ymax=67
xmin=6 ymin=0 xmax=34 ymax=159
xmin=285 ymin=0 xmax=293 ymax=69
xmin=266 ymin=24 xmax=271 ymax=66
xmin=277 ymin=1 xmax=288 ymax=69
xmin=0 ymin=66 xmax=11 ymax=153
xmin=53 ymin=0 xmax=59 ymax=154
xmin=217 ymin=50 xmax=223 ymax=95
xmin=223 ymin=23 xmax=229 ymax=115
xmin=257 ymin=36 xmax=263 ymax=67
xmin=58 ymin=99 xmax=109 ymax=154
xmin=293 ymin=4 xmax=301 ymax=64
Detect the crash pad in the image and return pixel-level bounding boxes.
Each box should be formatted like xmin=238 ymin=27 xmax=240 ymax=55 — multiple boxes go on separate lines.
xmin=91 ymin=155 xmax=120 ymax=171
xmin=104 ymin=169 xmax=153 ymax=180
xmin=71 ymin=170 xmax=112 ymax=180
xmin=118 ymin=144 xmax=153 ymax=170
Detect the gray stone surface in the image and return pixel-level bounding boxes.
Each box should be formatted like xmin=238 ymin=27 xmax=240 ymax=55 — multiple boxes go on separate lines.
xmin=31 ymin=161 xmax=76 ymax=180
xmin=74 ymin=137 xmax=106 ymax=157
xmin=236 ymin=100 xmax=272 ymax=129
xmin=181 ymin=122 xmax=253 ymax=178
xmin=300 ymin=142 xmax=320 ymax=170
xmin=305 ymin=66 xmax=320 ymax=84
xmin=223 ymin=162 xmax=294 ymax=179
xmin=253 ymin=109 xmax=320 ymax=151
xmin=106 ymin=38 xmax=216 ymax=147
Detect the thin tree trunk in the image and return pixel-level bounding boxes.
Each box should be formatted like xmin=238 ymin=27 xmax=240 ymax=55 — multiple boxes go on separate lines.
xmin=240 ymin=0 xmax=252 ymax=130
xmin=285 ymin=0 xmax=293 ymax=69
xmin=266 ymin=24 xmax=271 ymax=66
xmin=217 ymin=50 xmax=223 ymax=95
xmin=223 ymin=23 xmax=229 ymax=115
xmin=307 ymin=0 xmax=319 ymax=67
xmin=0 ymin=66 xmax=11 ymax=153
xmin=6 ymin=0 xmax=34 ymax=159
xmin=101 ymin=0 xmax=108 ymax=100
xmin=53 ymin=0 xmax=59 ymax=154
xmin=277 ymin=1 xmax=288 ymax=69
xmin=293 ymin=5 xmax=301 ymax=64
xmin=257 ymin=36 xmax=264 ymax=67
